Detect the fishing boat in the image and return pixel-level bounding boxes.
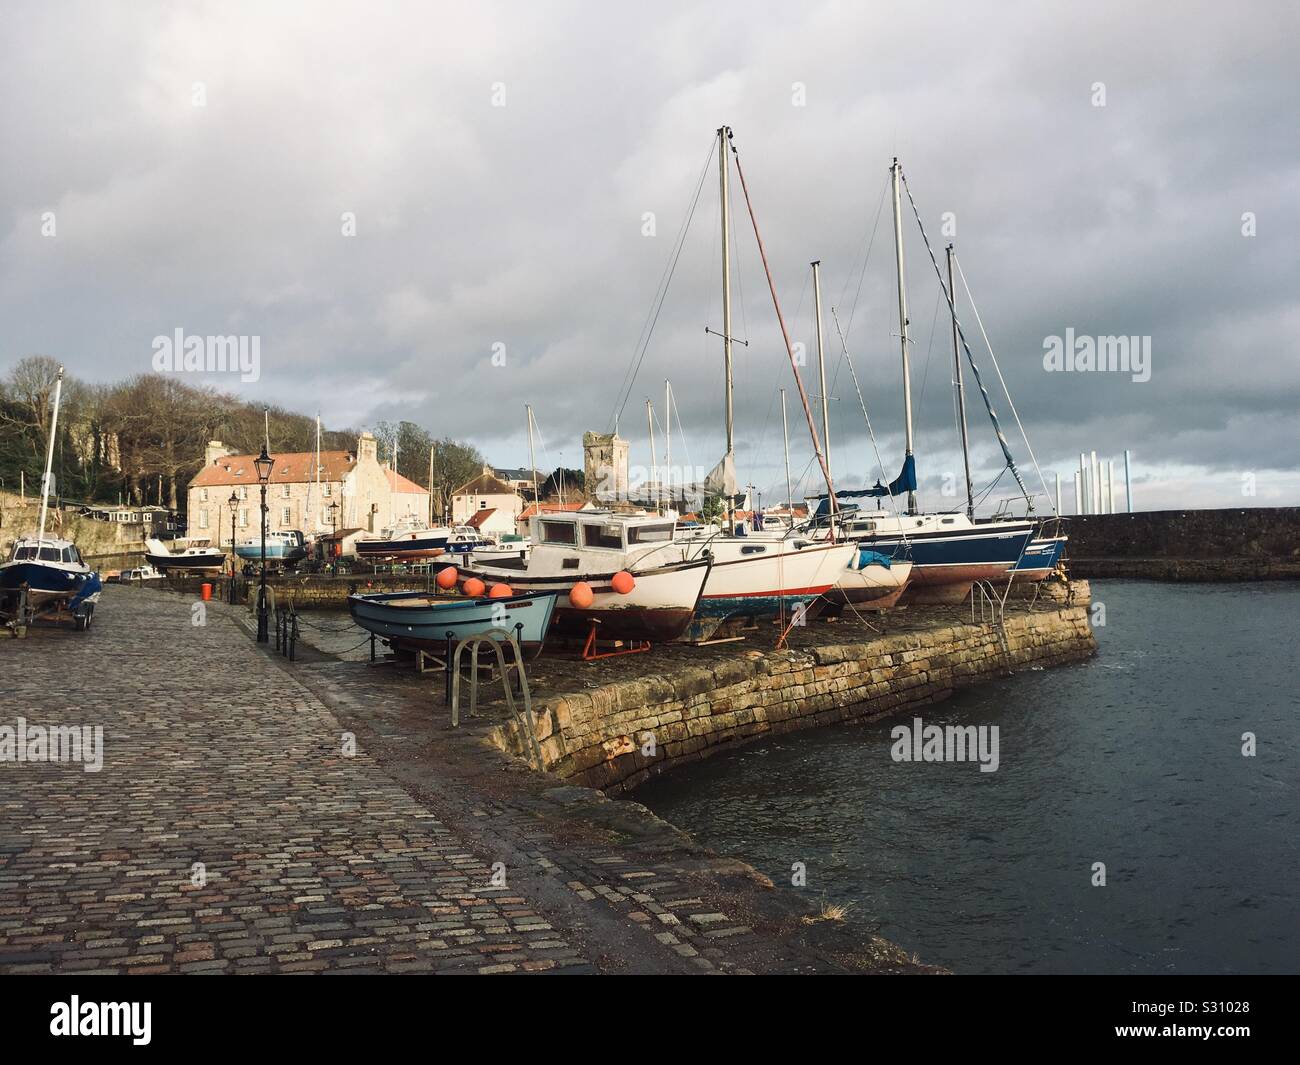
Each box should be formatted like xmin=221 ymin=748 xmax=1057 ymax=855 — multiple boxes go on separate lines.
xmin=457 ymin=510 xmax=712 ymax=642
xmin=233 ymin=529 xmax=307 ymax=566
xmin=470 ymin=534 xmax=532 ymax=562
xmin=348 ymin=589 xmax=557 ymax=655
xmin=144 ymin=536 xmax=227 ymax=573
xmin=0 ymin=368 xmax=102 ymax=630
xmin=355 ymin=517 xmax=457 ymax=561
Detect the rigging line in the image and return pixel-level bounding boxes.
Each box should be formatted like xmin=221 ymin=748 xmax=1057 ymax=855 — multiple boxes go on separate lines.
xmin=898 ymin=169 xmax=1031 ymax=507
xmin=953 ymin=252 xmax=1056 ymax=517
xmin=609 ymin=136 xmax=716 ymax=431
xmin=829 ymin=308 xmax=908 ymax=537
xmin=840 ymin=172 xmax=890 ymax=340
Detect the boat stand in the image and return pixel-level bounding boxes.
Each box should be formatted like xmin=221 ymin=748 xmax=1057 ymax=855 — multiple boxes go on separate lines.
xmin=447 ymin=628 xmax=544 ymax=770
xmin=581 ymin=619 xmax=650 ymax=661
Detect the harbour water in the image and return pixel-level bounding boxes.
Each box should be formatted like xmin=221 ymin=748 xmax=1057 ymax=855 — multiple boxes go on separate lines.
xmin=636 ymin=580 xmax=1299 ymax=974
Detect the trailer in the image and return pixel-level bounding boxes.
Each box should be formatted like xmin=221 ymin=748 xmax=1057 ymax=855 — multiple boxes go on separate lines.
xmin=0 ymin=582 xmax=99 ymax=638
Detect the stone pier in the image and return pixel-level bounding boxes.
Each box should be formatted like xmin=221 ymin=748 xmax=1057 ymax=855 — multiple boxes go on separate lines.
xmin=491 ymin=582 xmax=1097 ymax=794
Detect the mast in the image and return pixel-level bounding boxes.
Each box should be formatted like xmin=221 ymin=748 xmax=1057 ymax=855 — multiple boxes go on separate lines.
xmin=428 ymin=446 xmax=435 ymax=525
xmin=36 ymin=366 xmax=64 ymax=546
xmin=646 ymin=399 xmax=658 ymax=515
xmin=664 ymin=380 xmax=671 ymax=513
xmin=812 ymin=261 xmax=831 ymax=482
xmin=781 ymin=387 xmax=792 ymax=512
xmin=719 ymin=125 xmax=735 ymax=530
xmin=890 ymin=159 xmax=917 ymax=515
xmin=526 ymin=404 xmax=539 ymax=509
xmin=947 ymin=244 xmax=974 ymax=520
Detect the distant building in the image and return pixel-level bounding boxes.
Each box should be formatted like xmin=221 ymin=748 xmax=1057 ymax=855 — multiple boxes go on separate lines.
xmin=450 ymin=470 xmax=524 ymax=526
xmin=491 ymin=467 xmax=535 ymax=493
xmin=583 ymin=431 xmax=628 ymax=501
xmin=81 ymin=504 xmax=178 ymax=537
xmin=187 ymin=432 xmax=428 ymax=545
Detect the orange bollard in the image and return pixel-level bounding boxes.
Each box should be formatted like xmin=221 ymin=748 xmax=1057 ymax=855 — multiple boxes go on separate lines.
xmin=201 ymin=583 xmax=212 ymax=601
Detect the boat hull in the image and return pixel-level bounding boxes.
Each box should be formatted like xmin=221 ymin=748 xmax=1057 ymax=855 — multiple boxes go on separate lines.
xmin=355 ymin=532 xmax=450 ymax=560
xmin=827 ymin=557 xmax=914 ymax=608
xmin=1010 ymin=535 xmax=1068 ymax=581
xmin=856 ymin=521 xmax=1035 ymax=603
xmin=688 ymin=539 xmax=856 ymax=619
xmin=0 ymin=561 xmax=102 ymax=610
xmin=144 ymin=551 xmax=226 ymax=573
xmin=348 ymin=590 xmax=556 ymax=654
xmin=458 ymin=557 xmax=712 ymax=643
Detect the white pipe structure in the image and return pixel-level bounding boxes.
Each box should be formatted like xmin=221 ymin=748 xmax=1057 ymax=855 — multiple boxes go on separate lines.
xmin=1124 ymin=449 xmax=1133 ymax=512
xmin=1107 ymin=460 xmax=1116 ymax=514
xmin=1079 ymin=453 xmax=1088 ymax=514
xmin=1074 ymin=473 xmax=1082 ymax=515
xmin=1055 ymin=472 xmax=1062 ymax=515
xmin=1091 ymin=450 xmax=1100 ymax=514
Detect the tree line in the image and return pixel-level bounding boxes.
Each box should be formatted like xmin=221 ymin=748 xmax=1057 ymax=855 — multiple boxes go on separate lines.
xmin=0 ymin=356 xmax=582 ymax=521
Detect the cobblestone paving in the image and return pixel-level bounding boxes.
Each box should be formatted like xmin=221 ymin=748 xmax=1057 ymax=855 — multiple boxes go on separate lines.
xmin=0 ymin=587 xmax=594 ymax=974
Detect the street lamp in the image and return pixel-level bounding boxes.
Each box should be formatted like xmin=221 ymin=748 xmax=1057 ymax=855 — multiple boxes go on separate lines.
xmin=254 ymin=446 xmax=274 ymax=643
xmin=327 ymin=500 xmax=340 ymax=575
xmin=227 ymin=490 xmax=239 ymax=605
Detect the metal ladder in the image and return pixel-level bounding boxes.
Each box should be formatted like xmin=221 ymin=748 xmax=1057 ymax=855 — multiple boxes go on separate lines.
xmin=971 ymin=579 xmax=1010 ymax=654
xmin=448 ymin=627 xmax=544 ymax=770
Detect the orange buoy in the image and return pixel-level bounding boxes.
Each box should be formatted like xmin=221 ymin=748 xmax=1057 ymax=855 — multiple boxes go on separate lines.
xmin=611 ymin=570 xmax=635 ymax=595
xmin=435 ymin=566 xmax=458 ymax=590
xmin=568 ymin=581 xmax=595 ymax=609
xmin=488 ymin=583 xmax=513 ymax=599
xmin=463 ymin=577 xmax=486 ymax=598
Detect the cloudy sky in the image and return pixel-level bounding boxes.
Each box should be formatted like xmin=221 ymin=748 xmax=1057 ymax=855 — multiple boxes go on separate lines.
xmin=2 ymin=0 xmax=1296 ymax=512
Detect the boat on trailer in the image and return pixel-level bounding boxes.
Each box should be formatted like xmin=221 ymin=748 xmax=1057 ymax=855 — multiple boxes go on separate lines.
xmin=348 ymin=589 xmax=558 ymax=656
xmin=234 ymin=530 xmax=307 ymax=567
xmin=145 ymin=537 xmax=227 ymax=573
xmin=0 ymin=368 xmax=102 ymax=631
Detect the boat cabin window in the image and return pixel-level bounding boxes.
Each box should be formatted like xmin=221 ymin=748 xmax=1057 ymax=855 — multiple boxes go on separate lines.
xmin=582 ymin=523 xmax=624 ymax=550
xmin=38 ymin=547 xmax=61 ymax=562
xmin=539 ymin=520 xmax=577 ymax=545
xmin=626 ymin=523 xmax=674 ymax=544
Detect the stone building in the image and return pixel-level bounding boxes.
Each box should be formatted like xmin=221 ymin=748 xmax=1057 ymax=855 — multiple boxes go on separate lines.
xmin=583 ymin=430 xmax=628 ymax=502
xmin=450 ymin=469 xmax=524 ymax=526
xmin=187 ymin=432 xmax=428 ymax=545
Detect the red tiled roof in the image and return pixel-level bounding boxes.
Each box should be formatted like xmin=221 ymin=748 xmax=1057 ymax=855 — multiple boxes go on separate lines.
xmin=518 ymin=502 xmax=586 ymax=520
xmin=190 ymin=450 xmax=355 ymax=487
xmin=464 ymin=508 xmax=496 ymax=529
xmin=385 ymin=467 xmax=428 ymax=495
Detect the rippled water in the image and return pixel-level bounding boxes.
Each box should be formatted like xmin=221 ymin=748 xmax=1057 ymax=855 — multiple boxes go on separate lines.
xmin=636 ymin=581 xmax=1299 ymax=974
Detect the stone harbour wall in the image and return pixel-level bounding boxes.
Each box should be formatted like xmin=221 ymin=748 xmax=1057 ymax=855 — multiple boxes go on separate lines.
xmin=491 ymin=584 xmax=1098 ymax=795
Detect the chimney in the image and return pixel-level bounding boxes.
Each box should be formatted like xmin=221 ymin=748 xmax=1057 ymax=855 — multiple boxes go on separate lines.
xmin=357 ymin=432 xmax=378 ymax=465
xmin=205 ymin=440 xmax=232 ymax=466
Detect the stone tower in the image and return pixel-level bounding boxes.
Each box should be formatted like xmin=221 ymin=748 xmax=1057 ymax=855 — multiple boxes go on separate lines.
xmin=583 ymin=431 xmax=628 ymax=502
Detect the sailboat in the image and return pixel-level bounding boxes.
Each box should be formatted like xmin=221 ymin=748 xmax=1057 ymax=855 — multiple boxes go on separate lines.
xmin=670 ymin=126 xmax=858 ymax=627
xmin=0 ymin=367 xmax=103 ymax=630
xmin=808 ymin=160 xmax=1035 ymax=604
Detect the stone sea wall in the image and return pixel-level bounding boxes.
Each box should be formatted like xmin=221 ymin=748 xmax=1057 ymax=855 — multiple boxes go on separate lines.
xmin=491 ymin=584 xmax=1098 ymax=795
xmin=1067 ymin=507 xmax=1300 ymax=581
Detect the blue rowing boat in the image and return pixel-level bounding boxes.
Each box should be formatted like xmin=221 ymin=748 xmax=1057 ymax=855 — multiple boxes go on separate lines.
xmin=347 ymin=589 xmax=557 ymax=655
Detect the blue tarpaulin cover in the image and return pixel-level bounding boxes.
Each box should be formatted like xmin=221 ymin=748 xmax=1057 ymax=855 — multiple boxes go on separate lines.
xmin=814 ymin=456 xmax=917 ymax=518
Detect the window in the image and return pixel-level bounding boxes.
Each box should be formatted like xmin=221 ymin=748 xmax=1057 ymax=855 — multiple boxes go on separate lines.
xmin=321 ymin=508 xmax=334 ymax=527
xmin=38 ymin=547 xmax=61 ymax=561
xmin=282 ymin=484 xmax=291 ymax=498
xmin=200 ymin=488 xmax=208 ymax=502
xmin=239 ymin=509 xmax=249 ymax=527
xmin=582 ymin=523 xmax=624 ymax=550
xmin=239 ymin=486 xmax=248 ymax=501
xmin=479 ymin=500 xmax=488 ymax=509
xmin=322 ymin=484 xmax=331 ymax=497
xmin=627 ymin=523 xmax=674 ymax=544
xmin=281 ymin=507 xmax=292 ymax=526
xmin=198 ymin=510 xmax=208 ymax=529
xmin=539 ymin=520 xmax=577 ymax=545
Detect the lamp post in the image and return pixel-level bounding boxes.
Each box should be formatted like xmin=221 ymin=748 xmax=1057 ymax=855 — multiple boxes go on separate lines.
xmin=327 ymin=500 xmax=340 ymax=575
xmin=254 ymin=446 xmax=274 ymax=643
xmin=227 ymin=490 xmax=239 ymax=604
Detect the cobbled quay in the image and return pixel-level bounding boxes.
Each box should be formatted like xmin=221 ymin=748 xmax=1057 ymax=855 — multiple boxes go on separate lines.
xmin=1 ymin=587 xmax=961 ymax=974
